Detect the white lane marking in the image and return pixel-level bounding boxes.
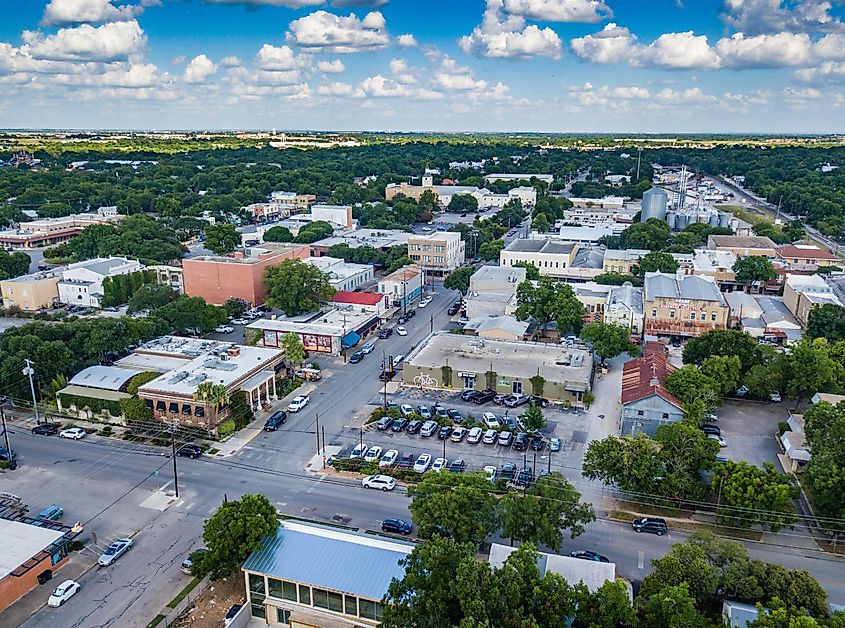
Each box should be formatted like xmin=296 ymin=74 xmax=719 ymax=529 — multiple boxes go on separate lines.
xmin=637 ymin=550 xmax=644 ymax=570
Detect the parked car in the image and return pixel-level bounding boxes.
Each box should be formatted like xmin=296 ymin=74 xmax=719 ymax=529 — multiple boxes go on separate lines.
xmin=700 ymin=423 xmax=721 ymax=436
xmin=349 ymin=443 xmax=369 ymax=459
xmin=450 ymin=426 xmax=467 ymax=442
xmin=382 ymin=518 xmax=412 ymax=535
xmin=361 ymin=342 xmax=376 ymax=354
xmin=632 ymin=517 xmax=668 ymax=535
xmin=770 ymin=391 xmax=782 ymax=402
xmin=181 ymin=548 xmax=206 ymax=575
xmin=35 ymin=504 xmax=64 ymax=522
xmin=708 ymin=433 xmax=728 ymax=447
xmin=406 ymin=420 xmax=423 ymax=434
xmin=460 ymin=389 xmax=481 ymax=402
xmin=513 ymin=432 xmax=529 ymax=452
xmin=482 ymin=412 xmax=501 ymax=429
xmin=498 ymin=431 xmax=514 ymax=446
xmin=530 ymin=435 xmax=545 ymax=451
xmin=704 ymin=412 xmax=719 ymax=423
xmin=396 ymin=326 xmax=408 ymax=336
xmin=434 ymin=406 xmax=449 ymax=418
xmin=438 ymin=425 xmax=452 ymax=439
xmin=483 ymin=465 xmax=497 ymax=482
xmin=376 ymin=416 xmax=393 ymax=431
xmin=392 ymin=418 xmax=409 ymax=432
xmin=448 ymin=458 xmax=467 ymax=473
xmin=362 ymin=474 xmax=396 ymax=491
xmin=398 ymin=452 xmax=415 ymax=469
xmin=48 ymin=579 xmax=81 ymax=607
xmin=98 ymin=537 xmax=133 ymax=566
xmin=431 ymin=457 xmax=448 ymax=472
xmin=349 ymin=350 xmax=365 ymax=364
xmin=363 ymin=445 xmax=383 ymax=463
xmin=420 ymin=420 xmax=439 ymax=437
xmin=378 ymin=328 xmax=393 ymax=339
xmin=399 ymin=404 xmax=415 ymax=417
xmin=473 ymin=390 xmax=497 ymax=404
xmin=493 ymin=394 xmax=509 ymax=405
xmin=231 ymin=318 xmax=247 ymax=325
xmin=287 ymin=395 xmax=310 ymax=412
xmin=529 ymin=396 xmax=550 ymax=408
xmin=549 ymin=436 xmax=561 ymax=452
xmin=214 ymin=325 xmax=234 ymax=334
xmin=499 ymin=463 xmax=517 ymax=481
xmin=515 ymin=465 xmax=534 ymax=487
xmin=263 ymin=411 xmax=287 ymax=431
xmin=569 ymin=550 xmax=610 ymax=563
xmin=59 ymin=427 xmax=86 ymax=440
xmin=31 ymin=423 xmax=61 ymax=436
xmin=504 ymin=393 xmax=530 ymax=408
xmin=447 ymin=304 xmax=460 ymax=315
xmin=418 ymin=405 xmax=432 ymax=419
xmin=446 ymin=409 xmax=463 ymax=423
xmin=466 ymin=427 xmax=483 ymax=444
xmin=413 ymin=454 xmax=432 ymax=473
xmin=176 ymin=444 xmax=203 ymax=458
xmin=735 ymin=385 xmax=749 ymax=397
xmin=379 ymin=449 xmax=399 ymax=468
xmin=482 ymin=429 xmax=498 ymax=444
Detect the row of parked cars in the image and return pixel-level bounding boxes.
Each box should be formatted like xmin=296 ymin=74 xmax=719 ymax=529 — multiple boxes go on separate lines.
xmin=459 ymin=389 xmax=550 ymax=408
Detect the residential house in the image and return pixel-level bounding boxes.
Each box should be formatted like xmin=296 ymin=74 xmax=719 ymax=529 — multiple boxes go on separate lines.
xmin=57 ymin=257 xmax=143 ymax=307
xmin=620 ymin=342 xmax=685 ymax=436
xmin=643 ymin=272 xmax=729 ymax=338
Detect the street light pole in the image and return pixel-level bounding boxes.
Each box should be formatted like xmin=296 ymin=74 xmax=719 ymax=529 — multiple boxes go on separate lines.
xmin=23 ymin=359 xmax=40 ymax=425
xmin=1 ymin=397 xmax=15 ymax=471
xmin=382 ymin=349 xmax=388 ymax=409
xmin=170 ymin=420 xmax=180 ymax=498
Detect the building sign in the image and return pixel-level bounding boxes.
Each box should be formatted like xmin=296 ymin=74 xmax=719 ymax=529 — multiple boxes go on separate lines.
xmin=264 ymin=330 xmax=278 ymax=347
xmin=301 ymin=333 xmax=332 ymax=353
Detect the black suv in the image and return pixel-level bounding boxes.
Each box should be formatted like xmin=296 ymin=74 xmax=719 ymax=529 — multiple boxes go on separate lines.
xmin=176 ymin=444 xmax=203 ymax=458
xmin=460 ymin=390 xmax=480 ymax=402
xmin=398 ymin=310 xmax=416 ymax=323
xmin=264 ymin=411 xmax=287 ymax=431
xmin=513 ymin=432 xmax=529 ymax=452
xmin=406 ymin=420 xmax=423 ymax=434
xmin=31 ymin=423 xmax=61 ymax=436
xmin=438 ymin=425 xmax=452 ymax=439
xmin=378 ymin=328 xmax=393 ymax=339
xmin=529 ymin=396 xmax=550 ymax=408
xmin=632 ymin=517 xmax=668 ymax=536
xmin=472 ymin=390 xmax=497 ymax=404
xmin=448 ymin=459 xmax=467 ymax=473
xmin=391 ymin=418 xmax=409 ymax=432
xmin=530 ymin=435 xmax=545 ymax=451
xmin=446 ymin=409 xmax=463 ymax=423
xmin=515 ymin=465 xmax=534 ymax=487
xmin=382 ymin=518 xmax=412 ymax=535
xmin=349 ymin=350 xmax=365 ymax=364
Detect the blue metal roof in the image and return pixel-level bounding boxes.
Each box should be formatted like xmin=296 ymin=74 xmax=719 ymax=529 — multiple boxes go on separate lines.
xmin=242 ymin=523 xmax=413 ymax=601
xmin=341 ymin=331 xmax=361 ymax=348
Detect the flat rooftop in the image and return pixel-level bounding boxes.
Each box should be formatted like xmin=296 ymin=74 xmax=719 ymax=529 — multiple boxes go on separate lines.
xmin=314 ymin=228 xmax=412 ymax=249
xmin=133 ymin=335 xmax=236 ymax=359
xmin=138 ymin=344 xmax=282 ymax=397
xmin=505 ymin=238 xmax=576 ymax=255
xmin=248 ymin=307 xmax=376 ymax=336
xmin=0 ymin=519 xmax=65 ymax=580
xmin=186 ymin=242 xmax=306 ymax=265
xmin=489 ymin=543 xmax=617 ymax=594
xmin=405 ymin=332 xmax=592 ymax=383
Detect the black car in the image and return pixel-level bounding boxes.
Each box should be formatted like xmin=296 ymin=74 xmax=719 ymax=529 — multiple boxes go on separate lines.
xmin=446 ymin=409 xmax=463 ymax=423
xmin=671 ymin=337 xmax=682 ymax=347
xmin=499 ymin=463 xmax=517 ymax=481
xmin=701 ymin=423 xmax=721 ymax=436
xmin=448 ymin=458 xmax=467 ymax=473
xmin=31 ymin=423 xmax=61 ymax=436
xmin=376 ymin=416 xmax=393 ymax=430
xmin=530 ymin=435 xmax=545 ymax=451
xmin=406 ymin=420 xmax=423 ymax=434
xmin=378 ymin=328 xmax=393 ymax=339
xmin=472 ymin=390 xmax=497 ymax=404
xmin=529 ymin=396 xmax=550 ymax=408
xmin=379 ymin=370 xmax=396 ymax=382
xmin=515 ymin=465 xmax=534 ymax=487
xmin=349 ymin=350 xmax=365 ymax=364
xmin=398 ymin=310 xmax=416 ymax=324
xmin=570 ymin=550 xmax=610 ymax=563
xmin=176 ymin=444 xmax=203 ymax=458
xmin=382 ymin=518 xmax=412 ymax=535
xmin=632 ymin=517 xmax=668 ymax=536
xmin=513 ymin=432 xmax=529 ymax=452
xmin=392 ymin=418 xmax=409 ymax=432
xmin=263 ymin=411 xmax=287 ymax=431
xmin=460 ymin=390 xmax=480 ymax=402
xmin=398 ymin=452 xmax=415 ymax=468
xmin=438 ymin=425 xmax=452 ymax=439
xmin=447 ymin=305 xmax=460 ymax=315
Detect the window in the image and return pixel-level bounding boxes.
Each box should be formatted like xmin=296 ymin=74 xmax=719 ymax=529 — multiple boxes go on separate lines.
xmin=637 ymin=410 xmax=644 ymax=416
xmin=312 ymin=588 xmax=329 ymax=609
xmin=662 ymin=413 xmax=669 ymax=419
xmin=168 ymin=402 xmax=179 ymax=413
xmin=345 ymin=595 xmax=358 ymax=616
xmin=359 ymin=599 xmax=379 ymax=620
xmin=690 ymin=312 xmax=695 ymax=320
xmin=327 ymin=591 xmax=343 ymax=613
xmin=711 ymin=312 xmax=717 ymax=321
xmin=669 ymin=310 xmax=675 ymax=318
xmin=181 ymin=404 xmax=192 ymax=415
xmin=249 ymin=573 xmax=266 ymax=596
xmin=651 ymin=309 xmax=657 ymax=317
xmin=194 ymin=406 xmax=205 ymax=417
xmin=298 ymin=585 xmax=310 ymax=605
xmin=268 ymin=578 xmax=283 ymax=599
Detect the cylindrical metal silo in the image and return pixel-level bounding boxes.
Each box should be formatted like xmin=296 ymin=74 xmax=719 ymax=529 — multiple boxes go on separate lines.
xmin=641 ymin=187 xmax=668 ymax=222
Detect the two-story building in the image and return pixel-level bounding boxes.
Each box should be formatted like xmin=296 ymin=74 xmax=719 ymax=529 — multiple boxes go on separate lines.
xmin=782 ymin=273 xmax=843 ymax=326
xmin=377 ymin=266 xmax=423 ymax=309
xmin=57 ymin=257 xmax=143 ymax=307
xmin=464 ymin=265 xmax=526 ymax=319
xmin=0 ymin=268 xmax=64 ymax=311
xmin=407 ymin=232 xmax=465 ymax=276
xmin=643 ymin=272 xmax=729 ymax=338
xmin=707 ymin=235 xmax=778 ymax=259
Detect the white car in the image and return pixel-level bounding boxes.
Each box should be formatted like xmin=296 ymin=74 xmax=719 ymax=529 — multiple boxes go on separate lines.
xmin=396 ymin=326 xmax=408 ymax=336
xmin=450 ymin=426 xmax=467 ymax=442
xmin=287 ymin=396 xmax=310 ymax=412
xmin=770 ymin=391 xmax=782 ymax=403
xmin=466 ymin=427 xmax=483 ymax=444
xmin=482 ymin=429 xmax=498 ymax=444
xmin=417 ymin=300 xmax=429 ymax=309
xmin=350 ymin=443 xmax=369 ymax=459
xmin=231 ymin=318 xmax=247 ymax=325
xmin=98 ymin=537 xmax=134 ymax=566
xmin=482 ymin=412 xmax=501 ymax=429
xmin=379 ymin=449 xmax=399 ymax=468
xmin=214 ymin=325 xmax=234 ymax=334
xmin=431 ymin=457 xmax=448 ymax=472
xmin=59 ymin=427 xmax=86 ymax=440
xmin=48 ymin=579 xmax=80 ymax=607
xmin=413 ymin=453 xmax=432 ymax=473
xmin=484 ymin=465 xmax=497 ymax=482
xmin=362 ymin=474 xmax=396 ymax=491
xmin=363 ymin=445 xmax=383 ymax=463
xmin=400 ymin=404 xmax=415 ymax=417
xmin=708 ymin=434 xmax=727 ymax=448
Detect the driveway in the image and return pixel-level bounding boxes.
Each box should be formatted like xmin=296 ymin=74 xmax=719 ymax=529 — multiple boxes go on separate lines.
xmin=715 ymin=398 xmax=787 ymax=467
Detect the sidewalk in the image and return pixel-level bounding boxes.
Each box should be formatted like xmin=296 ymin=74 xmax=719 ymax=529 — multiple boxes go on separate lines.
xmin=3 ymin=553 xmax=98 ymax=627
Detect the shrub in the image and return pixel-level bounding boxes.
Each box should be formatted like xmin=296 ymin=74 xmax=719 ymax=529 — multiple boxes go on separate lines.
xmin=778 ymin=421 xmax=791 ymax=436
xmin=99 ymin=425 xmax=114 ymax=436
xmin=369 ymin=407 xmax=388 ymax=423
xmin=332 ymin=458 xmax=368 ymax=472
xmin=217 ymin=419 xmax=236 ymax=438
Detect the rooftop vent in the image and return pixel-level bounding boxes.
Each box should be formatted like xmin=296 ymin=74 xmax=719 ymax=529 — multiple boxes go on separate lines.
xmin=167 ymin=371 xmax=189 ymax=385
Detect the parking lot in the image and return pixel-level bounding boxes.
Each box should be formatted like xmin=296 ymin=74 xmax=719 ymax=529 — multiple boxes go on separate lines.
xmin=715 ymin=398 xmax=788 ymax=467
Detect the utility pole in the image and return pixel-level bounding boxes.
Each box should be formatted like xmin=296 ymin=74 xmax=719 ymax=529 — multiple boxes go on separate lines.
xmin=341 ymin=313 xmax=348 ymax=364
xmin=315 ymin=414 xmax=321 ymax=461
xmin=359 ymin=426 xmax=363 ymax=449
xmin=382 ymin=349 xmax=388 ymax=409
xmin=430 ymin=313 xmax=433 ymax=334
xmin=402 ymin=278 xmax=407 ymax=317
xmin=23 ymin=359 xmax=40 ymax=425
xmin=321 ymin=425 xmax=326 ymax=470
xmin=169 ymin=421 xmax=180 ymax=498
xmin=1 ymin=397 xmax=15 ymax=471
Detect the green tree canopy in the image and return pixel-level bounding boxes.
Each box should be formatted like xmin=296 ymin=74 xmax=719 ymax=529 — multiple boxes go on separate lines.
xmin=532 ymin=212 xmax=550 ymax=233
xmin=193 ymin=494 xmax=278 ymax=580
xmin=511 ymin=260 xmax=540 ymax=280
xmin=262 ymin=225 xmax=294 ymax=242
xmin=580 ymin=321 xmax=638 ymax=364
xmin=665 ymin=365 xmax=720 ymax=408
xmin=264 ymin=259 xmax=335 ymax=316
xmin=515 ymin=276 xmax=584 ymax=334
xmin=126 ymin=283 xmax=178 ymax=313
xmin=700 ymin=354 xmax=742 ymax=396
xmin=0 ymin=250 xmax=31 ymax=281
xmin=448 ymin=194 xmax=479 ymax=213
xmin=715 ymin=461 xmax=799 ymax=532
xmin=733 ymin=255 xmax=778 ymax=284
xmin=478 ymin=238 xmax=504 ymax=261
xmin=520 ymin=402 xmax=546 ymax=431
xmin=783 ymin=338 xmax=844 ymax=403
xmin=152 ymin=295 xmax=228 ymax=333
xmin=618 ymin=218 xmax=671 ymax=251
xmin=224 ymin=297 xmax=248 ymax=318
xmin=204 ymin=223 xmax=240 ymax=255
xmin=802 ymin=401 xmax=845 ymax=530
xmin=281 ymin=332 xmax=306 ymax=369
xmin=682 ymin=328 xmax=767 ymax=374
xmin=293 ymin=220 xmax=335 ymax=244
xmin=443 ymin=265 xmax=475 ymax=294
xmin=634 ymin=251 xmax=679 ymax=275
xmin=807 ymin=304 xmax=845 ymax=342
xmin=637 ymin=583 xmax=711 ymax=628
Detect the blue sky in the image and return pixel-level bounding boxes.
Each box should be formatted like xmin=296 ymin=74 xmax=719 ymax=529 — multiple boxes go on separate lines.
xmin=1 ymin=0 xmax=844 ymax=132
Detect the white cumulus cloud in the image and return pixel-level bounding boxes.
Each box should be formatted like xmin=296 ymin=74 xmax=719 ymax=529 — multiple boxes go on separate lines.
xmin=389 ymin=58 xmax=416 ymax=83
xmin=317 ymin=81 xmax=354 ymax=95
xmin=460 ymin=0 xmax=562 ymax=59
xmin=41 ymin=0 xmax=157 ymax=26
xmin=501 ymin=0 xmax=611 ymax=23
xmin=317 ymin=59 xmax=345 ymax=73
xmin=24 ymin=19 xmax=147 ymax=62
xmin=184 ymin=54 xmax=217 ymax=83
xmin=570 ymin=23 xmax=636 ymax=63
xmin=721 ymin=0 xmax=845 ymax=35
xmin=397 ymin=33 xmax=418 ymax=47
xmin=637 ymin=31 xmax=721 ymax=70
xmin=256 ymin=44 xmax=309 ymax=71
xmin=286 ymin=10 xmax=390 ymax=53
xmin=715 ymin=32 xmax=813 ymax=68
xmin=219 ymin=55 xmax=241 ymax=67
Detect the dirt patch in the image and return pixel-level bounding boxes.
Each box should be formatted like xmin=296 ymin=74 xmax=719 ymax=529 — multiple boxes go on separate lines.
xmin=173 ymin=576 xmax=245 ymax=628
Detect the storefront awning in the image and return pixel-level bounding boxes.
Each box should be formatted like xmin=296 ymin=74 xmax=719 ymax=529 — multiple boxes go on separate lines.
xmin=565 ymin=382 xmax=588 ymax=392
xmin=341 ymin=331 xmax=361 ymax=348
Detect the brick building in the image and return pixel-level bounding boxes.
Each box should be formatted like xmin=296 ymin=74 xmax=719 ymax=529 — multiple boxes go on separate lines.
xmin=643 ymin=272 xmax=729 ymax=338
